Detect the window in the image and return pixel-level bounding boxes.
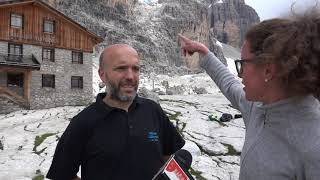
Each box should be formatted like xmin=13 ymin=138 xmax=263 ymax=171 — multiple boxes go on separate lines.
xmin=8 ymin=43 xmax=22 ymax=55
xmin=10 ymin=13 xmax=23 ymax=28
xmin=43 ymin=19 xmax=55 ymax=33
xmin=7 ymin=73 xmax=23 ymax=88
xmin=8 ymin=43 xmax=22 ymax=62
xmin=42 ymin=48 xmax=55 ymax=62
xmin=72 ymin=51 xmax=83 ymax=64
xmin=71 ymin=76 xmax=83 ymax=89
xmin=42 ymin=74 xmax=55 ymax=88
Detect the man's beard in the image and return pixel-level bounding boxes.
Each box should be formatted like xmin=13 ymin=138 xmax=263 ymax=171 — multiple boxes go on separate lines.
xmin=105 ymin=80 xmax=138 ymax=102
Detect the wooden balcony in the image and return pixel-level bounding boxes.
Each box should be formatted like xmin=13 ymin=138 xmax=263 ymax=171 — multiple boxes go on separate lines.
xmin=0 ymin=53 xmax=40 ymax=70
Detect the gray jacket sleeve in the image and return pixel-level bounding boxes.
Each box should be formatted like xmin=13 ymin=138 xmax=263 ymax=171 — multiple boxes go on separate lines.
xmin=300 ymin=120 xmax=320 ymax=179
xmin=200 ymin=52 xmax=253 ymax=126
xmin=304 ymin=147 xmax=320 ymax=179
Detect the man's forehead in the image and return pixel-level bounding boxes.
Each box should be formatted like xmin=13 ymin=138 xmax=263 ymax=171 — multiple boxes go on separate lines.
xmin=112 ymin=56 xmax=140 ymax=65
xmin=103 ymin=44 xmax=139 ymax=64
xmin=104 ymin=44 xmax=137 ymax=55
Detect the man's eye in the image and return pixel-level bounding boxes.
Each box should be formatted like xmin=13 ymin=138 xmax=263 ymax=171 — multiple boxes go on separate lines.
xmin=133 ymin=66 xmax=140 ymax=71
xmin=117 ymin=67 xmax=127 ymax=70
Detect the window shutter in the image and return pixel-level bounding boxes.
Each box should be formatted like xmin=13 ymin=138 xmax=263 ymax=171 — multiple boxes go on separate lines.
xmin=9 ymin=12 xmax=12 ymax=27
xmin=42 ymin=48 xmax=44 ymax=61
xmin=42 ymin=18 xmax=45 ymax=32
xmin=21 ymin=14 xmax=24 ymax=30
xmin=7 ymin=43 xmax=10 ymax=54
xmin=53 ymin=75 xmax=55 ymax=88
xmin=42 ymin=74 xmax=44 ymax=87
xmin=20 ymin=44 xmax=23 ymax=56
xmin=52 ymin=49 xmax=55 ymax=62
xmin=81 ymin=52 xmax=83 ymax=64
xmin=53 ymin=21 xmax=56 ymax=33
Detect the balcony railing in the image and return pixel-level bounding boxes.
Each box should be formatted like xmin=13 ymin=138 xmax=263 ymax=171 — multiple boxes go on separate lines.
xmin=0 ymin=53 xmax=40 ymax=70
xmin=9 ymin=31 xmax=57 ymax=45
xmin=6 ymin=54 xmax=23 ymax=62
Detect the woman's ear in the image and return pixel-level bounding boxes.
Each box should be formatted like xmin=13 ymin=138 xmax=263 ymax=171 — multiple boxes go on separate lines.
xmin=263 ymin=63 xmax=277 ymax=82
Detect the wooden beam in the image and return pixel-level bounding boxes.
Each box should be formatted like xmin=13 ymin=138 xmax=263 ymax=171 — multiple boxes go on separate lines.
xmin=23 ymin=70 xmax=31 ymax=102
xmin=0 ymin=86 xmax=29 ymax=108
xmin=0 ymin=66 xmax=29 ymax=73
xmin=0 ymin=1 xmax=34 ymax=9
xmin=0 ymin=38 xmax=94 ymax=53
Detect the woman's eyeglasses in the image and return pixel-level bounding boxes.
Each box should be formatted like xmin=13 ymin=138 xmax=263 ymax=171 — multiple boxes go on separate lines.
xmin=234 ymin=59 xmax=256 ymax=74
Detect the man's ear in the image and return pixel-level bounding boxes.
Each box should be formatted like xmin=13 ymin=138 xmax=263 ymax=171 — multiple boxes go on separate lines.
xmin=98 ymin=68 xmax=106 ymax=83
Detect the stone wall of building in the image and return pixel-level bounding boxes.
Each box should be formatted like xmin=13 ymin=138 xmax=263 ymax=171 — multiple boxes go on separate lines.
xmin=0 ymin=41 xmax=93 ymax=110
xmin=27 ymin=45 xmax=93 ymax=109
xmin=0 ymin=96 xmax=24 ymax=114
xmin=0 ymin=41 xmax=7 ymax=54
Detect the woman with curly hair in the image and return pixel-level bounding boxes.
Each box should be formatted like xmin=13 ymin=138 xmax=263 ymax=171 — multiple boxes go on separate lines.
xmin=179 ymin=8 xmax=320 ymax=180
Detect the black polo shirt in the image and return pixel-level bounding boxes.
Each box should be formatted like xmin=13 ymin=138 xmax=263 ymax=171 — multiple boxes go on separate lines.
xmin=46 ymin=93 xmax=185 ymax=180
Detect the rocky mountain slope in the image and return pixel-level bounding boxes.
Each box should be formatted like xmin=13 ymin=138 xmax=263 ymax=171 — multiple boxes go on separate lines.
xmin=42 ymin=0 xmax=258 ymax=73
xmin=209 ymin=0 xmax=260 ymax=47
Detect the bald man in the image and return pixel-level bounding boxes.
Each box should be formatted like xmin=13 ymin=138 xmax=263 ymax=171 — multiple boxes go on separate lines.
xmin=46 ymin=44 xmax=185 ymax=180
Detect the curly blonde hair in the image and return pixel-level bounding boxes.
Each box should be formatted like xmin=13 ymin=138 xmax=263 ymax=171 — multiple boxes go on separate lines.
xmin=245 ymin=8 xmax=320 ymax=98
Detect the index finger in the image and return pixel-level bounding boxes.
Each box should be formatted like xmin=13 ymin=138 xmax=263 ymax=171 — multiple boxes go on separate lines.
xmin=178 ymin=34 xmax=189 ymax=42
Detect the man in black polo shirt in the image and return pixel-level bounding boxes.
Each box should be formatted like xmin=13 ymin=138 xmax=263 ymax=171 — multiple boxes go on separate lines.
xmin=46 ymin=44 xmax=185 ymax=180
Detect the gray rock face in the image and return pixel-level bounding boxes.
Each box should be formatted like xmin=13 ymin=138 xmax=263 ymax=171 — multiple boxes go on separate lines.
xmin=138 ymin=87 xmax=160 ymax=103
xmin=43 ymin=0 xmax=255 ymax=73
xmin=209 ymin=30 xmax=227 ymax=65
xmin=193 ymin=86 xmax=208 ymax=94
xmin=166 ymin=85 xmax=186 ymax=95
xmin=0 ymin=139 xmax=3 ymax=150
xmin=210 ymin=0 xmax=260 ymax=48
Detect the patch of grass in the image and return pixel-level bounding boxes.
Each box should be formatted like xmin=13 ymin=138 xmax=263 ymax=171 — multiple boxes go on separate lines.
xmin=207 ymin=114 xmax=227 ymax=127
xmin=168 ymin=112 xmax=181 ymax=121
xmin=160 ymin=99 xmax=199 ymax=107
xmin=181 ymin=121 xmax=186 ymax=131
xmin=221 ymin=143 xmax=241 ymax=156
xmin=32 ymin=175 xmax=44 ymax=180
xmin=32 ymin=169 xmax=44 ymax=180
xmin=33 ymin=133 xmax=56 ymax=155
xmin=190 ymin=167 xmax=207 ymax=180
xmin=166 ymin=111 xmax=185 ymax=136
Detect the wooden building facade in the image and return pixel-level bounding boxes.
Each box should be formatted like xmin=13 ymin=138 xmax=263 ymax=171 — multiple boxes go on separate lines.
xmin=0 ymin=0 xmax=103 ymax=113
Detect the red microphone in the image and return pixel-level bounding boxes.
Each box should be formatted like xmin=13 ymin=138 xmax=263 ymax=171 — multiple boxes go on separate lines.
xmin=152 ymin=149 xmax=194 ymax=180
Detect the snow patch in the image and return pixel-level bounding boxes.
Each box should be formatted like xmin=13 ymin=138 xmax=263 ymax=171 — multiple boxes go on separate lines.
xmin=226 ymin=58 xmax=238 ymax=75
xmin=139 ymin=0 xmax=158 ymax=5
xmin=216 ymin=40 xmax=223 ymax=48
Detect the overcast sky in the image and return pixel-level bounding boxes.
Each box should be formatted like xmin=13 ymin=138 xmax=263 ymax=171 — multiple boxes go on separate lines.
xmin=245 ymin=0 xmax=319 ymax=20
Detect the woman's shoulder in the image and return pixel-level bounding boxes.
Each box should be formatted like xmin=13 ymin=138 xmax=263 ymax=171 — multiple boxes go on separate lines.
xmin=288 ymin=110 xmax=320 ymax=154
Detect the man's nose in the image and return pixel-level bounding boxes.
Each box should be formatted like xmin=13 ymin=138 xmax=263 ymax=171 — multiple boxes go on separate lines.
xmin=125 ymin=68 xmax=136 ymax=79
